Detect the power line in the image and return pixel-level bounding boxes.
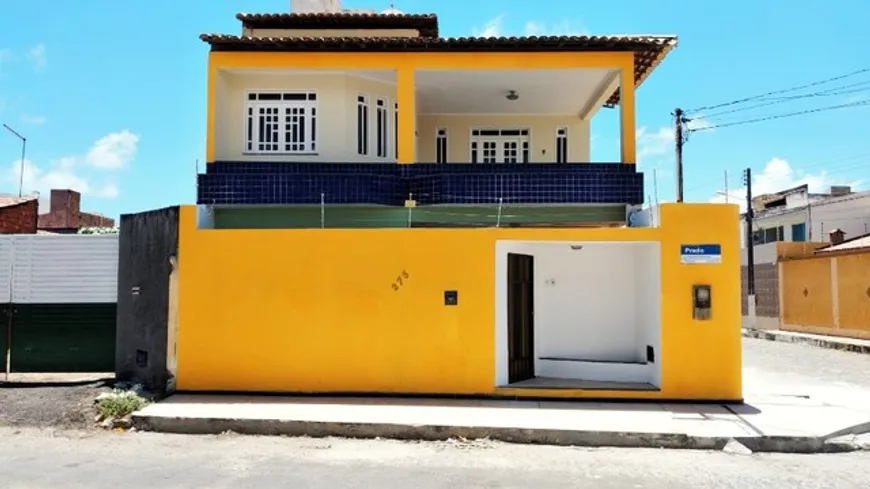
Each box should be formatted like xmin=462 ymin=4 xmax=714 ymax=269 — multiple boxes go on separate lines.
xmin=701 ymin=80 xmax=870 ymax=119
xmin=688 ymin=100 xmax=870 ymax=132
xmin=685 ymin=67 xmax=870 ymax=114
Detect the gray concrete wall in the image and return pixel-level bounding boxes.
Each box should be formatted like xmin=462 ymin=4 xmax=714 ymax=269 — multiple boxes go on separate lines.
xmin=115 ymin=206 xmax=179 ymax=395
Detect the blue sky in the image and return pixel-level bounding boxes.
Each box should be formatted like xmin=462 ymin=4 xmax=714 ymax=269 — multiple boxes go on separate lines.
xmin=0 ymin=0 xmax=868 ymax=217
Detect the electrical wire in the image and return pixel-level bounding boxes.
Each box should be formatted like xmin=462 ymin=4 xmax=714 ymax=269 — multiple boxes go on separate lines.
xmin=685 ymin=67 xmax=870 ymax=114
xmin=700 ymin=80 xmax=870 ymax=119
xmin=688 ymin=100 xmax=870 ymax=132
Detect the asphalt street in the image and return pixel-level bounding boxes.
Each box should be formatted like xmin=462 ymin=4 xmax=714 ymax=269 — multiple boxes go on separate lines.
xmin=3 ymin=338 xmax=870 ymax=488
xmin=2 ymin=427 xmax=869 ymax=489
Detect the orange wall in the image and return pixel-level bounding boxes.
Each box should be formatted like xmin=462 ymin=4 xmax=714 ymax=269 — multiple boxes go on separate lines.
xmin=780 ymin=252 xmax=870 ymax=339
xmin=837 ymin=253 xmax=870 ymax=332
xmin=781 ymin=257 xmax=834 ymax=327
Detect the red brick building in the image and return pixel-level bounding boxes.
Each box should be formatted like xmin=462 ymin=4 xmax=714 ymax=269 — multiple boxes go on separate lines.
xmin=37 ymin=189 xmax=115 ymax=233
xmin=0 ymin=197 xmax=39 ymax=234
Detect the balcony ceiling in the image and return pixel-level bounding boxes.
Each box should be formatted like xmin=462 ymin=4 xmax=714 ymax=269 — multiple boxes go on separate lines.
xmin=414 ymin=68 xmax=617 ymax=116
xmin=351 ymin=68 xmax=620 ymax=116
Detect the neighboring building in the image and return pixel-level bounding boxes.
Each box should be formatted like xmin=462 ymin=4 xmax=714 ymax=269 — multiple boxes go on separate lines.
xmin=0 ymin=196 xmax=38 ymax=234
xmin=117 ymin=1 xmax=744 ymax=403
xmin=38 ymin=189 xmax=115 ymax=233
xmin=741 ymin=184 xmax=870 ymax=247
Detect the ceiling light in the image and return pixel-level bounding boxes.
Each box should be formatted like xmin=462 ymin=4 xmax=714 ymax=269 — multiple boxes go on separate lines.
xmin=506 ymin=90 xmax=519 ymax=101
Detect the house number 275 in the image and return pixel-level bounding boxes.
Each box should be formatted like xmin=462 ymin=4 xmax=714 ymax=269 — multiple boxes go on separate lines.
xmin=391 ymin=270 xmax=410 ymax=291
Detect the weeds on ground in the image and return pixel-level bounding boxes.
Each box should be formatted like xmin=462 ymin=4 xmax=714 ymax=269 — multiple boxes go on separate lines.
xmin=96 ymin=390 xmax=149 ymax=420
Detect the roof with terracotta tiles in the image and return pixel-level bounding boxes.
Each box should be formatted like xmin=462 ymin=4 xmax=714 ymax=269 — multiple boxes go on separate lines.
xmin=236 ymin=12 xmax=440 ymax=37
xmin=200 ymin=34 xmax=677 ymax=106
xmin=816 ymin=233 xmax=870 ymax=254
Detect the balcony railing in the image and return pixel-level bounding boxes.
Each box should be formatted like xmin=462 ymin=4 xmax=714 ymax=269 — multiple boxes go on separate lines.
xmin=196 ymin=162 xmax=643 ymax=206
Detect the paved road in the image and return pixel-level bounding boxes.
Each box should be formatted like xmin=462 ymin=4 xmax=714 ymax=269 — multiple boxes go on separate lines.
xmin=742 ymin=337 xmax=870 ymax=413
xmin=2 ymin=428 xmax=870 ymax=489
xmin=744 ymin=338 xmax=870 ymax=389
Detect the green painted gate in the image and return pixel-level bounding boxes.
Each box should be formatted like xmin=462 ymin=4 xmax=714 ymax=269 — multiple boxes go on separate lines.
xmin=0 ymin=306 xmax=8 ymax=370
xmin=8 ymin=303 xmax=116 ymax=373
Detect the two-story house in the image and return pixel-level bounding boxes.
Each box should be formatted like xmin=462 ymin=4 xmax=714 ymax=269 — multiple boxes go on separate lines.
xmin=132 ymin=1 xmax=742 ymax=402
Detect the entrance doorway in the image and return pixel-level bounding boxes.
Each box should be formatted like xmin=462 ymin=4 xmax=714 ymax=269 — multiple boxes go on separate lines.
xmin=470 ymin=129 xmax=530 ymax=163
xmin=507 ymin=252 xmax=535 ymax=383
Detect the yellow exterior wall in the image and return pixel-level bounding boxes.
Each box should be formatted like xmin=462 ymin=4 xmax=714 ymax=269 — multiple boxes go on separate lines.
xmin=416 ymin=115 xmax=590 ymax=163
xmin=206 ymin=51 xmax=636 ymax=165
xmin=176 ymin=203 xmax=741 ymax=401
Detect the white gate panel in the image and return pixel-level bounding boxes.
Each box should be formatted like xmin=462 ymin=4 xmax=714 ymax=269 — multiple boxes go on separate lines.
xmin=10 ymin=234 xmax=118 ymax=304
xmin=0 ymin=236 xmax=14 ymax=302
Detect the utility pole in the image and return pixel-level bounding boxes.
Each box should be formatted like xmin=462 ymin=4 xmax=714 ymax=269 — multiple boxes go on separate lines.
xmin=675 ymin=108 xmax=684 ymax=203
xmin=2 ymin=124 xmax=27 ymax=197
xmin=744 ymin=167 xmax=756 ymax=329
xmin=724 ymin=169 xmax=729 ymax=204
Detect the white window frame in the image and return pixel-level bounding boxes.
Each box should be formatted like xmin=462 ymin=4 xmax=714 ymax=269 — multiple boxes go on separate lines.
xmin=435 ymin=128 xmax=448 ymax=164
xmin=468 ymin=128 xmax=531 ymax=164
xmin=392 ymin=101 xmax=398 ymax=160
xmin=357 ymin=94 xmax=370 ymax=156
xmin=376 ymin=97 xmax=388 ymax=158
xmin=243 ymin=90 xmax=317 ymax=154
xmin=555 ymin=126 xmax=568 ymax=163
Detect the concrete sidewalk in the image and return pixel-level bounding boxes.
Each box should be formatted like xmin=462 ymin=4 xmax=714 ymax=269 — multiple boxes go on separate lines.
xmin=132 ymin=392 xmax=870 ymax=453
xmin=743 ymin=328 xmax=870 ymax=354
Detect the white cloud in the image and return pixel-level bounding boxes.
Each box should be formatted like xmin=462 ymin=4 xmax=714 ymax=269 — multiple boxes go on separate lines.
xmin=6 ymin=159 xmax=120 ymax=211
xmin=473 ymin=15 xmax=504 ymax=38
xmin=635 ymin=117 xmax=714 ymax=165
xmin=686 ymin=115 xmax=712 ymax=131
xmin=21 ymin=113 xmax=47 ymax=125
xmin=3 ymin=130 xmax=137 ymax=205
xmin=636 ymin=126 xmax=672 ymax=164
xmin=474 ymin=15 xmax=589 ymax=38
xmin=708 ymin=157 xmax=862 ymax=211
xmin=524 ymin=20 xmax=589 ymax=36
xmin=28 ymin=44 xmax=46 ymax=71
xmin=85 ymin=130 xmax=140 ymax=169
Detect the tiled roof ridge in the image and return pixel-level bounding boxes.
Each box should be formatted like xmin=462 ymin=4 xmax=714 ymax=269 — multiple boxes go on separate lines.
xmin=236 ymin=12 xmax=439 ymax=20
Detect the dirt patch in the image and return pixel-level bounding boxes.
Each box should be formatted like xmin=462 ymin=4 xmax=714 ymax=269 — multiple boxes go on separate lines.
xmin=0 ymin=378 xmax=113 ymax=430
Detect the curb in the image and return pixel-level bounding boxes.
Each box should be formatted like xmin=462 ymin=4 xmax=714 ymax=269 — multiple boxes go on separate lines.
xmin=130 ymin=414 xmax=867 ymax=454
xmin=742 ymin=329 xmax=870 ymax=355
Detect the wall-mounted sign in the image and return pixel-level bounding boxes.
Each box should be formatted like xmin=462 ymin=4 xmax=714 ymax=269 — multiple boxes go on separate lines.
xmin=680 ymin=244 xmax=722 ymax=264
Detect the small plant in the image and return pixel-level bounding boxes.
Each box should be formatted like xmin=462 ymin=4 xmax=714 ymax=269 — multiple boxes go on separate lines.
xmin=78 ymin=226 xmax=119 ymax=235
xmin=96 ymin=390 xmax=149 ymax=420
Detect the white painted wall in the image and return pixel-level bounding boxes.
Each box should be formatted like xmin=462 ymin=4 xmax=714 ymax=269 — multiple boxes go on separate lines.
xmin=532 ymin=243 xmax=638 ymax=362
xmin=214 ymin=71 xmax=593 ymax=163
xmin=634 ymin=242 xmax=662 ymax=387
xmin=417 ymin=116 xmax=590 ymax=163
xmin=0 ymin=234 xmax=118 ymax=304
xmin=494 ymin=240 xmax=661 ymax=387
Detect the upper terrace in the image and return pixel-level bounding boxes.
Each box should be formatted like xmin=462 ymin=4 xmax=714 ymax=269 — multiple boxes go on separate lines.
xmin=196 ymin=9 xmax=677 ymax=213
